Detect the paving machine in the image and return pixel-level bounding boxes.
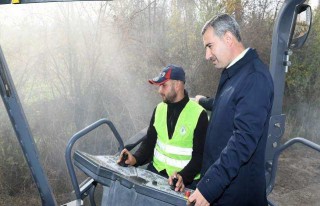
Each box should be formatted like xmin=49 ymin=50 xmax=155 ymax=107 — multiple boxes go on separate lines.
xmin=1 ymin=0 xmax=320 ymax=205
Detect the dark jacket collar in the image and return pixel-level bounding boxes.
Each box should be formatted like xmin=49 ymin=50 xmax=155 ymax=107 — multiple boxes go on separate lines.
xmin=223 ymin=48 xmax=259 ymax=79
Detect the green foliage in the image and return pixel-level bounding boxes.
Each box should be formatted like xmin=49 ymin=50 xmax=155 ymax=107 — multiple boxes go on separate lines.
xmin=286 ymin=8 xmax=320 ymax=105
xmin=283 ymin=7 xmax=320 ymax=141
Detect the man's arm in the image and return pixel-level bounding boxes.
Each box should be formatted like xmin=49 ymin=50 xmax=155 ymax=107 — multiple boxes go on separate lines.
xmin=195 ymin=95 xmax=214 ymax=111
xmin=178 ymin=110 xmax=208 ymax=185
xmin=197 ymin=73 xmax=273 ymax=203
xmin=133 ymin=108 xmax=157 ymax=166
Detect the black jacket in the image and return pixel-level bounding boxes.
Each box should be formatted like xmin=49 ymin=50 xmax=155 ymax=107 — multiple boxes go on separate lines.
xmin=198 ymin=49 xmax=274 ymax=205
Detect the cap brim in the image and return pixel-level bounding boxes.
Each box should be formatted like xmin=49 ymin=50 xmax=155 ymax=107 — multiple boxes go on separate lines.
xmin=148 ymin=78 xmax=169 ymax=85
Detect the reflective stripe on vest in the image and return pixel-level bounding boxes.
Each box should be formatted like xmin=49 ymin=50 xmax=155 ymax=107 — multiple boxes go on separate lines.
xmin=152 ymin=100 xmax=204 ymax=178
xmin=154 ymin=149 xmax=190 ymax=169
xmin=156 ymin=139 xmax=193 ymax=156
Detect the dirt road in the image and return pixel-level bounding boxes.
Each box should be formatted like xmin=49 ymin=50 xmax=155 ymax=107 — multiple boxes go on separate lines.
xmin=269 ymin=149 xmax=320 ymax=206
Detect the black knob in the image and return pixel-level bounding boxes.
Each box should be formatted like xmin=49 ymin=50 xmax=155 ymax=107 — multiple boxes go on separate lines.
xmin=118 ymin=153 xmax=128 ymax=167
xmin=170 ymin=177 xmax=178 ymax=190
xmin=152 ymin=180 xmax=157 ymax=186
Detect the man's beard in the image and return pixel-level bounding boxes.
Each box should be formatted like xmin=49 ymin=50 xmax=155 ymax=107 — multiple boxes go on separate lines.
xmin=162 ymin=91 xmax=177 ymax=103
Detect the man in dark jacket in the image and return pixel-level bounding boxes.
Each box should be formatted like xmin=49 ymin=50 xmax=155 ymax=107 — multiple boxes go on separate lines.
xmin=189 ymin=14 xmax=274 ymax=206
xmin=118 ymin=65 xmax=208 ymax=191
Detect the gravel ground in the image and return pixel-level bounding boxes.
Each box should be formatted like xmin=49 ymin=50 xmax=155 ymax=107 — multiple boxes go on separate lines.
xmin=268 ymin=148 xmax=320 ymax=206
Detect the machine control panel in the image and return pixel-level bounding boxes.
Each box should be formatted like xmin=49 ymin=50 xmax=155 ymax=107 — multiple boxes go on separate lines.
xmin=73 ymin=151 xmax=194 ymax=206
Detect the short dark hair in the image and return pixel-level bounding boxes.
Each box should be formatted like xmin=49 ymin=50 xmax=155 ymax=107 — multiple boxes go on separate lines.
xmin=202 ymin=13 xmax=242 ymax=42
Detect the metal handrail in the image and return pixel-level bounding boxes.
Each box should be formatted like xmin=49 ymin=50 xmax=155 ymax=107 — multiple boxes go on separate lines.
xmin=267 ymin=137 xmax=320 ymax=195
xmin=65 ymin=118 xmax=124 ymax=199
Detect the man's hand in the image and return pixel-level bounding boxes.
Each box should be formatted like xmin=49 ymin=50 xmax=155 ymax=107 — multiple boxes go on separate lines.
xmin=194 ymin=95 xmax=206 ymax=103
xmin=188 ymin=188 xmax=210 ymax=206
xmin=168 ymin=172 xmax=185 ymax=192
xmin=117 ymin=148 xmax=137 ymax=166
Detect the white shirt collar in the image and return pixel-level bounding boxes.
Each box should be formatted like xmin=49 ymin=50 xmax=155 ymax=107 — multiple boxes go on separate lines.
xmin=226 ymin=48 xmax=250 ymax=69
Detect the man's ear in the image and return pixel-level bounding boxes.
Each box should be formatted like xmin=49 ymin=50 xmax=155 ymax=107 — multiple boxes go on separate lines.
xmin=224 ymin=31 xmax=234 ymax=46
xmin=175 ymin=80 xmax=183 ymax=90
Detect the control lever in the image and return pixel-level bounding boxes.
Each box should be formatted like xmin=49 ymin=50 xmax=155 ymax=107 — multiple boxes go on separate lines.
xmin=118 ymin=153 xmax=128 ymax=167
xmin=170 ymin=177 xmax=178 ymax=190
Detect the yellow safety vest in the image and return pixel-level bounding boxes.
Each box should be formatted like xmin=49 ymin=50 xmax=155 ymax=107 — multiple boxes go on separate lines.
xmin=152 ymin=100 xmax=204 ymax=179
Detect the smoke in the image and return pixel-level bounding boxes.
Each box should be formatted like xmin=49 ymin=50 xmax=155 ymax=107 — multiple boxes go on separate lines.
xmin=0 ymin=2 xmax=162 ymax=204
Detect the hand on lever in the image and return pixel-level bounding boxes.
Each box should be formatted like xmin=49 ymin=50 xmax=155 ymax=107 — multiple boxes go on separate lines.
xmin=117 ymin=148 xmax=137 ymax=166
xmin=168 ymin=171 xmax=185 ymax=192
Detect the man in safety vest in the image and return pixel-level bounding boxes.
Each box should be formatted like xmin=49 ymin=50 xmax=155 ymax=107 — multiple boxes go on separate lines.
xmin=118 ymin=65 xmax=208 ymax=191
